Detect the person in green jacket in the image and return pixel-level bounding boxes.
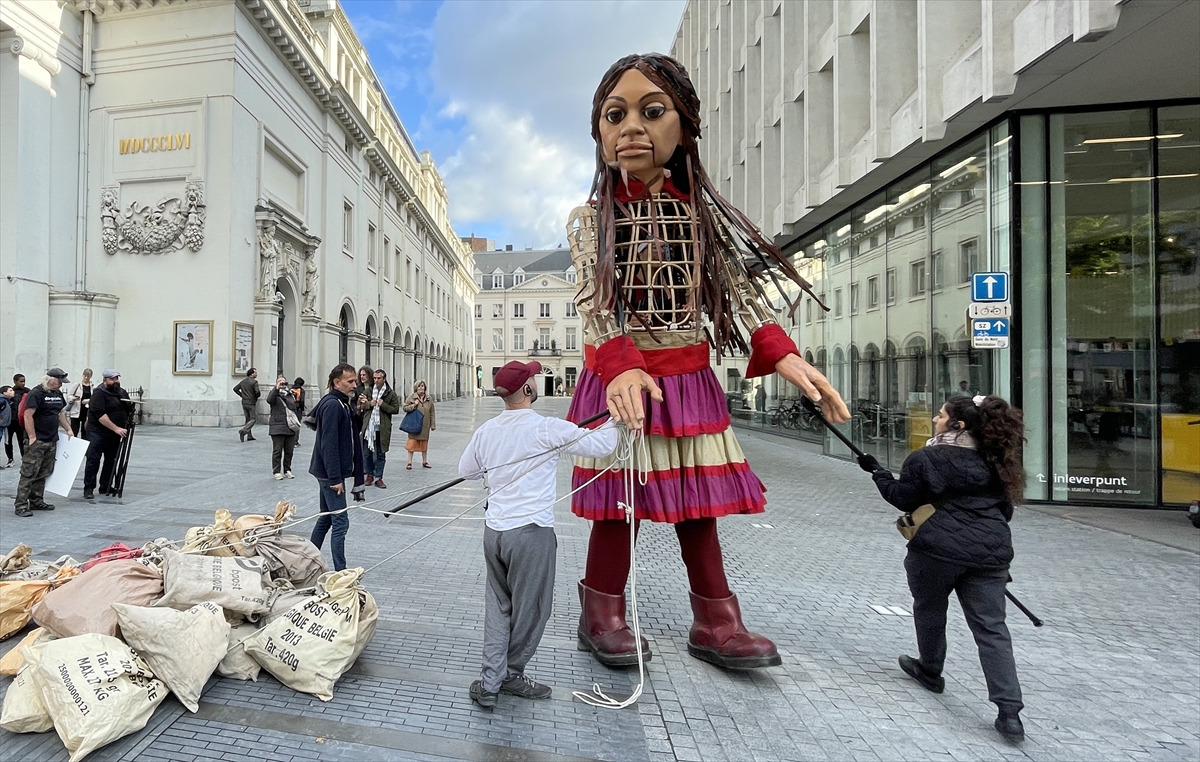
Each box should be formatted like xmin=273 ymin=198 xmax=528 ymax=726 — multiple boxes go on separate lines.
xmin=362 ymin=368 xmax=401 ymax=488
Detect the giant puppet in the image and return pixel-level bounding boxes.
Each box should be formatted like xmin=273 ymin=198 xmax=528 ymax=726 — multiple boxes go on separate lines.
xmin=567 ymin=54 xmax=851 ymax=670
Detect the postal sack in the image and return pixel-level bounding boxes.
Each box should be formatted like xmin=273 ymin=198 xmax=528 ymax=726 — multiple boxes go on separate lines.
xmin=0 ymin=627 xmax=56 ymax=676
xmin=1 ymin=565 xmax=80 ymax=641
xmin=30 ymin=633 xmax=168 ymax=762
xmin=0 ymin=646 xmax=52 ymax=734
xmin=244 ymin=568 xmax=378 ymax=701
xmin=158 ymin=549 xmax=268 ymax=615
xmin=31 ymin=560 xmax=162 ymax=639
xmin=216 ymin=623 xmax=261 ymax=682
xmin=112 ymin=601 xmax=230 ymax=713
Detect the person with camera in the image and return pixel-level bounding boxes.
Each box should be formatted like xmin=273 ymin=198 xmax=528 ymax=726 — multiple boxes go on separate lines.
xmin=858 ymin=394 xmax=1028 ymax=742
xmin=83 ymin=369 xmax=131 ymax=500
xmin=266 ymin=374 xmax=300 ymax=480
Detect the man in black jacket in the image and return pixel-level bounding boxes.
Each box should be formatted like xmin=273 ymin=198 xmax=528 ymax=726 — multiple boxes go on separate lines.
xmin=4 ymin=374 xmax=28 ymax=466
xmin=83 ymin=370 xmax=131 ymax=500
xmin=308 ymin=363 xmax=357 ymax=571
xmin=234 ymin=368 xmax=260 ymax=442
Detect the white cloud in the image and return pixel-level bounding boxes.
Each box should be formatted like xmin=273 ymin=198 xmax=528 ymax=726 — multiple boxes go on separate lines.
xmin=428 ymin=0 xmax=687 ymax=247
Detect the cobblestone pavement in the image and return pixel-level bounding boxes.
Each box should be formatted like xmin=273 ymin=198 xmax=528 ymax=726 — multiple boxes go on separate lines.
xmin=1 ymin=398 xmax=1197 ymax=762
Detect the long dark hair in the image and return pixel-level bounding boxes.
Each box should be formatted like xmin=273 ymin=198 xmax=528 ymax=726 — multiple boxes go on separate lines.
xmin=945 ymin=395 xmax=1026 ymax=505
xmin=587 ymin=53 xmax=821 ymax=355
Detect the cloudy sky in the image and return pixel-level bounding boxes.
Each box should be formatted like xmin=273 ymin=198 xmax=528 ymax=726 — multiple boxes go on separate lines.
xmin=341 ymin=0 xmax=687 ymax=250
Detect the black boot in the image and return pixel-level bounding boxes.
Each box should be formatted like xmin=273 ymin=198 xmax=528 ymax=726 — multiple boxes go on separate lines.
xmin=995 ymin=707 xmax=1025 ymax=742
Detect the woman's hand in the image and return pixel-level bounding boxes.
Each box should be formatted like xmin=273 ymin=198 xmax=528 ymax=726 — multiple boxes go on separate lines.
xmin=775 ymin=354 xmax=850 ymax=423
xmin=605 ymin=369 xmax=664 ymax=428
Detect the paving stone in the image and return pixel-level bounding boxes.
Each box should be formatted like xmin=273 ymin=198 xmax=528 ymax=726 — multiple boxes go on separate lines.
xmin=0 ymin=397 xmax=1196 ymax=762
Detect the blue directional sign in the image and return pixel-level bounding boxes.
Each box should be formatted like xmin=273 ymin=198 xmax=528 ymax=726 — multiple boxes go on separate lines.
xmin=972 ymin=318 xmax=1010 ymax=349
xmin=971 ymin=272 xmax=1009 ymax=302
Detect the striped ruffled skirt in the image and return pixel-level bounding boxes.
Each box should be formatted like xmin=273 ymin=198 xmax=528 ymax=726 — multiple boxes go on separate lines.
xmin=567 ymin=364 xmax=767 ymax=523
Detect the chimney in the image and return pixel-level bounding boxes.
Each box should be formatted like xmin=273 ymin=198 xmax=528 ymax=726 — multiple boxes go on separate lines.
xmin=505 ymin=244 xmax=513 ymax=251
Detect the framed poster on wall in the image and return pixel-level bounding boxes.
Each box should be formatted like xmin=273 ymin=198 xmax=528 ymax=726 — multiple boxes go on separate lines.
xmin=232 ymin=322 xmax=253 ymax=377
xmin=173 ymin=320 xmax=213 ymax=375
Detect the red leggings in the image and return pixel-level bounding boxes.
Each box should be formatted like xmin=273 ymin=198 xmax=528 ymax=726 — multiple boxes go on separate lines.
xmin=583 ymin=517 xmax=732 ymax=599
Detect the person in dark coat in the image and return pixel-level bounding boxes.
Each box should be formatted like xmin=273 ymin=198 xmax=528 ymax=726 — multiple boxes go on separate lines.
xmin=361 ymin=369 xmax=401 ymax=489
xmin=234 ymin=368 xmax=260 ymax=442
xmin=348 ymin=366 xmax=372 ymax=502
xmin=309 ymin=363 xmax=357 ymax=571
xmin=266 ymin=375 xmax=299 ymax=480
xmin=858 ymin=394 xmax=1028 ymax=743
xmin=291 ymin=377 xmax=307 ymax=448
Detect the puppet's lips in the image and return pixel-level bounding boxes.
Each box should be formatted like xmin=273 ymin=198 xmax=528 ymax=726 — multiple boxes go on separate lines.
xmin=617 ymin=143 xmax=652 ymax=155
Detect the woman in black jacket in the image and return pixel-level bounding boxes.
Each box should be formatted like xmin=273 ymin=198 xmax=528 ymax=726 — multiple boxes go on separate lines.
xmin=859 ymin=394 xmax=1028 ymax=742
xmin=266 ymin=375 xmax=299 ymax=479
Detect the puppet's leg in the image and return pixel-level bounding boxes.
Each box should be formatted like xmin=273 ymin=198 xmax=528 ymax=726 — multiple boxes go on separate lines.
xmin=577 ymin=519 xmax=652 ymax=667
xmin=676 ymin=518 xmax=782 ymax=669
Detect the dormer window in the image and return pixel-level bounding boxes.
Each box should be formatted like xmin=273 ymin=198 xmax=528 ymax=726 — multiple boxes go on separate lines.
xmin=514 ymin=271 xmax=526 ymax=285
xmin=566 ymin=266 xmax=577 ymax=284
xmin=491 ymin=269 xmax=503 ymax=289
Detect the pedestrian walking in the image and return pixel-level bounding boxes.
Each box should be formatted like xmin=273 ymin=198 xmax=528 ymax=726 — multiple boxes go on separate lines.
xmin=234 ymin=367 xmax=260 ymax=442
xmin=4 ymin=374 xmax=29 ymax=466
xmin=459 ymin=361 xmax=620 ymax=709
xmin=67 ymin=368 xmax=93 ymax=436
xmin=349 ymin=366 xmax=372 ymax=502
xmin=14 ymin=369 xmax=73 ymax=517
xmin=291 ymin=377 xmax=307 ymax=448
xmin=308 ymin=363 xmax=357 ymax=571
xmin=402 ymin=380 xmax=435 ymax=469
xmin=858 ymin=394 xmax=1029 ymax=742
xmin=83 ymin=370 xmax=131 ymax=500
xmin=361 ymin=369 xmax=400 ymax=489
xmin=267 ymin=375 xmax=299 ymax=480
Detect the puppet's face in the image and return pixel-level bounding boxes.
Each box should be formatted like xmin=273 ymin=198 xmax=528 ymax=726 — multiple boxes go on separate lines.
xmin=598 ymin=68 xmax=682 ymax=185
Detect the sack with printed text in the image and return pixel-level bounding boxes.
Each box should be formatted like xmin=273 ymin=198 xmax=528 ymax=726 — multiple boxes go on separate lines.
xmin=1 ymin=564 xmax=80 ymax=640
xmin=30 ymin=633 xmax=168 ymax=762
xmin=0 ymin=547 xmax=78 ymax=583
xmin=244 ymin=568 xmax=379 ymax=701
xmin=180 ymin=509 xmax=240 ymax=557
xmin=157 ymin=549 xmax=269 ymax=615
xmin=113 ymin=601 xmax=230 ymax=713
xmin=216 ymin=622 xmax=261 ymax=682
xmin=0 ymin=642 xmax=52 ymax=734
xmin=32 ymin=559 xmax=161 ymax=639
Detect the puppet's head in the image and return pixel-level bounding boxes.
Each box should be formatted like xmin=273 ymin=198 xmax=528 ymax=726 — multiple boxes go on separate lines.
xmin=589 ymin=54 xmax=699 ymax=196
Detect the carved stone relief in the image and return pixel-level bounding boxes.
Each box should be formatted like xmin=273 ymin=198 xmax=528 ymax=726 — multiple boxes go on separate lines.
xmin=100 ymin=182 xmax=206 ymax=255
xmin=255 ymin=201 xmax=321 ymax=316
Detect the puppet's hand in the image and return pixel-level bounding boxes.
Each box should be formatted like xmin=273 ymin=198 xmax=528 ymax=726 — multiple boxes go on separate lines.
xmin=605 ymin=369 xmax=663 ymax=429
xmin=775 ymin=354 xmax=850 ymax=424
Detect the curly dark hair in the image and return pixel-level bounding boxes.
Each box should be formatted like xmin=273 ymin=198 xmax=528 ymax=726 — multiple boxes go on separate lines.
xmin=587 ymin=53 xmax=821 ymax=356
xmin=944 ymin=395 xmax=1026 ymax=505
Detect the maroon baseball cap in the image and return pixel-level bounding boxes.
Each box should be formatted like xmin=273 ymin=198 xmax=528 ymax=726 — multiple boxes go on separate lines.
xmin=494 ymin=361 xmax=542 ymax=396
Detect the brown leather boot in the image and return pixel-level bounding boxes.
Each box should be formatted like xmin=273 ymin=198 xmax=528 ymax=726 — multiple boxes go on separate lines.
xmin=687 ymin=591 xmax=782 ymax=669
xmin=576 ymin=581 xmax=652 ymax=667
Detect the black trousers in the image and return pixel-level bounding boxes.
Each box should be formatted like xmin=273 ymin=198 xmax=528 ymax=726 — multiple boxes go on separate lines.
xmin=4 ymin=424 xmax=25 ymax=462
xmin=84 ymin=429 xmax=121 ymax=492
xmin=905 ymin=551 xmax=1023 ymax=711
xmin=271 ymin=433 xmax=296 ymax=474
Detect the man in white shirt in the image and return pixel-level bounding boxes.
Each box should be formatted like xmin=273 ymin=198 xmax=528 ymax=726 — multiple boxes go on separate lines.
xmin=460 ymin=360 xmax=619 ymax=709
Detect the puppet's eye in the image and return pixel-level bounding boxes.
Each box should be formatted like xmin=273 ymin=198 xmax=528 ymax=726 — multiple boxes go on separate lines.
xmin=604 ymin=108 xmax=625 ymax=124
xmin=643 ymin=105 xmax=666 ymax=120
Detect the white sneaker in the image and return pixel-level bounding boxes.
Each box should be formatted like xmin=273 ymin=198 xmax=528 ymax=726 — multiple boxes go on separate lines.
xmin=274 ymin=473 xmax=284 ymax=480
xmin=284 ymin=471 xmax=294 ymax=479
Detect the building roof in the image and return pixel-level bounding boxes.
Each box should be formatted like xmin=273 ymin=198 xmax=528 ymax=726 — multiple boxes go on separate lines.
xmin=474 ymin=249 xmax=573 ymax=290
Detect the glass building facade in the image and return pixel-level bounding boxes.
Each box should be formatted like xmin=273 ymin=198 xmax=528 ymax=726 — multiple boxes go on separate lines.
xmin=739 ymin=104 xmax=1199 ymax=508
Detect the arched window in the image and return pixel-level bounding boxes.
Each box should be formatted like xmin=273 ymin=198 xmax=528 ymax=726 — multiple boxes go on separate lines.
xmin=338 ymin=307 xmax=351 ymax=364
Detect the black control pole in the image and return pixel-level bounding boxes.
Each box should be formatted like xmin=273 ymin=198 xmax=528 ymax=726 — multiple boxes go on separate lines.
xmin=386 ymin=408 xmax=612 ymax=517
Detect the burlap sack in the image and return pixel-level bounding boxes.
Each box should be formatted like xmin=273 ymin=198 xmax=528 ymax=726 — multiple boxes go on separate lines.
xmin=0 ymin=544 xmax=33 ymax=574
xmin=1 ymin=564 xmax=80 ymax=640
xmin=255 ymin=580 xmax=314 ymax=626
xmin=31 ymin=560 xmax=161 ymax=639
xmin=112 ymin=601 xmax=229 ymax=713
xmin=180 ymin=509 xmax=239 ymax=557
xmin=244 ymin=568 xmax=378 ymax=701
xmin=0 ymin=645 xmax=52 ymax=734
xmin=31 ymin=633 xmax=168 ymax=762
xmin=157 ymin=549 xmax=268 ymax=615
xmin=232 ymin=502 xmax=297 ymax=558
xmin=244 ymin=532 xmax=327 ymax=588
xmin=216 ymin=623 xmax=261 ymax=682
xmin=0 ymin=554 xmax=79 ymax=582
xmin=0 ymin=627 xmax=56 ymax=676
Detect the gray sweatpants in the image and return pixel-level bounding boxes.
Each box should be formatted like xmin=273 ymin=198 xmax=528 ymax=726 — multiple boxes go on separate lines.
xmin=905 ymin=551 xmax=1024 ymax=711
xmin=481 ymin=524 xmax=556 ymax=693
